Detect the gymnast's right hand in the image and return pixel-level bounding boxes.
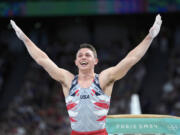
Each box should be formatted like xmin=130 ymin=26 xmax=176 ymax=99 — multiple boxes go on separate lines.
xmin=10 ymin=20 xmax=26 ymax=41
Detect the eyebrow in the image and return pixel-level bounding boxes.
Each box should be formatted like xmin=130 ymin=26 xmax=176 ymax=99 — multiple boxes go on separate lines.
xmin=76 ymin=50 xmax=95 ymax=58
xmin=78 ymin=52 xmax=91 ymax=55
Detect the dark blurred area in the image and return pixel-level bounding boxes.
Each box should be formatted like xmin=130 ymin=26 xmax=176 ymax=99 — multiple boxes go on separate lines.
xmin=0 ymin=0 xmax=180 ymax=135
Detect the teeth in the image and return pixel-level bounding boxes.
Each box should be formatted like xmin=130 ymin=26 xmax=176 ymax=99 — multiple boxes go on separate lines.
xmin=80 ymin=61 xmax=88 ymax=65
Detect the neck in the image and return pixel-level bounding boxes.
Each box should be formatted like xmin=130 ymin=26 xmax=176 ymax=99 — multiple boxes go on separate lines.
xmin=78 ymin=70 xmax=95 ymax=80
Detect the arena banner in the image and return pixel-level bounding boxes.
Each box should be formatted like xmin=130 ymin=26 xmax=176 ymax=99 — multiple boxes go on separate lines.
xmin=148 ymin=0 xmax=180 ymax=12
xmin=106 ymin=115 xmax=180 ymax=135
xmin=0 ymin=0 xmax=145 ymax=17
xmin=0 ymin=0 xmax=180 ymax=17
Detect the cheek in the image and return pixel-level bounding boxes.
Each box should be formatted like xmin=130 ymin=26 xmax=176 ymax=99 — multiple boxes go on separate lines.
xmin=90 ymin=59 xmax=97 ymax=65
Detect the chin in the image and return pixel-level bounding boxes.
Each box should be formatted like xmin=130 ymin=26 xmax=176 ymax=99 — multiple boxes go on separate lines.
xmin=79 ymin=66 xmax=90 ymax=71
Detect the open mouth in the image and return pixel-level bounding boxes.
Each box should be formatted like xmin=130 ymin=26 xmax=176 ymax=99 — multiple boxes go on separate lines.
xmin=80 ymin=61 xmax=88 ymax=66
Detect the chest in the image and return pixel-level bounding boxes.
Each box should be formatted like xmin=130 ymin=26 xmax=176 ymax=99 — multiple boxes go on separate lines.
xmin=78 ymin=79 xmax=94 ymax=88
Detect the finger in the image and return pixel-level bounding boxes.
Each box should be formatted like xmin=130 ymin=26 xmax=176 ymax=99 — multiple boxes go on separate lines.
xmin=10 ymin=20 xmax=19 ymax=30
xmin=156 ymin=14 xmax=161 ymax=21
xmin=155 ymin=14 xmax=162 ymax=26
xmin=10 ymin=20 xmax=15 ymax=27
xmin=10 ymin=19 xmax=14 ymax=25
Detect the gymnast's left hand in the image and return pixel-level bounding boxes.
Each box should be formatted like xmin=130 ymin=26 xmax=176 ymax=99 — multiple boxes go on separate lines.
xmin=149 ymin=14 xmax=162 ymax=39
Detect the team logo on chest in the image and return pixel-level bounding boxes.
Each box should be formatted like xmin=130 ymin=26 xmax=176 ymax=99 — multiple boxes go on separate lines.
xmin=80 ymin=94 xmax=90 ymax=99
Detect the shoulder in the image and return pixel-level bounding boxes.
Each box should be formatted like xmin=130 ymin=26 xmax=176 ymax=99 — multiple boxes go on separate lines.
xmin=99 ymin=67 xmax=115 ymax=83
xmin=62 ymin=74 xmax=76 ymax=97
xmin=98 ymin=68 xmax=115 ymax=90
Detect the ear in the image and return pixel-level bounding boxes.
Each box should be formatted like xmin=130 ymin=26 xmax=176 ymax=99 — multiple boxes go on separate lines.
xmin=94 ymin=58 xmax=98 ymax=65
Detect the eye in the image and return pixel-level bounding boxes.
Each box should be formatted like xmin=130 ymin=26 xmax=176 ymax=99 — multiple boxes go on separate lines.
xmin=78 ymin=54 xmax=83 ymax=57
xmin=86 ymin=53 xmax=91 ymax=57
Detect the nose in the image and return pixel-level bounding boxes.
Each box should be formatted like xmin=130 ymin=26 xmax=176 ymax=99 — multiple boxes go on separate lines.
xmin=81 ymin=55 xmax=87 ymax=59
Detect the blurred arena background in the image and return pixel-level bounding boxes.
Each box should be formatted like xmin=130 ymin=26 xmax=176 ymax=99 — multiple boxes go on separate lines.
xmin=0 ymin=0 xmax=180 ymax=135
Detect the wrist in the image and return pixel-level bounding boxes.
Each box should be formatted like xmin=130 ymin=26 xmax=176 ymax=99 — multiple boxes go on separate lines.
xmin=147 ymin=33 xmax=154 ymax=41
xmin=20 ymin=32 xmax=27 ymax=42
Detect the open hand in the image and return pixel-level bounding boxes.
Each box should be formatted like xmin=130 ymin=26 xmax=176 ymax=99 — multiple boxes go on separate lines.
xmin=10 ymin=20 xmax=25 ymax=41
xmin=149 ymin=14 xmax=162 ymax=39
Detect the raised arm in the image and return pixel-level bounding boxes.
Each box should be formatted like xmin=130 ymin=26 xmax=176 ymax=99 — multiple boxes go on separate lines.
xmin=99 ymin=14 xmax=162 ymax=90
xmin=10 ymin=20 xmax=74 ymax=96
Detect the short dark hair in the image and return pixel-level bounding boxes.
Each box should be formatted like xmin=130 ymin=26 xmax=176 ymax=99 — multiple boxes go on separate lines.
xmin=79 ymin=43 xmax=97 ymax=58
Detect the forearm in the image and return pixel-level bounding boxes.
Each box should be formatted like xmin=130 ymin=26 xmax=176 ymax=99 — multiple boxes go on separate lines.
xmin=108 ymin=33 xmax=154 ymax=81
xmin=10 ymin=20 xmax=48 ymax=64
xmin=127 ymin=33 xmax=153 ymax=63
xmin=127 ymin=14 xmax=162 ymax=64
xmin=105 ymin=15 xmax=162 ymax=81
xmin=10 ymin=20 xmax=76 ymax=85
xmin=22 ymin=34 xmax=48 ymax=64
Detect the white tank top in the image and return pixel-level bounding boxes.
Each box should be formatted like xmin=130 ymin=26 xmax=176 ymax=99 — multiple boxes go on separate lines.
xmin=65 ymin=74 xmax=111 ymax=132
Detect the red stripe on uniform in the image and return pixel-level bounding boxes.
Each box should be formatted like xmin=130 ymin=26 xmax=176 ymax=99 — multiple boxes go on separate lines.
xmin=91 ymin=89 xmax=96 ymax=94
xmin=99 ymin=100 xmax=106 ymax=102
xmin=70 ymin=117 xmax=77 ymax=122
xmin=94 ymin=102 xmax=109 ymax=109
xmin=67 ymin=103 xmax=77 ymax=110
xmin=71 ymin=128 xmax=108 ymax=135
xmin=75 ymin=90 xmax=79 ymax=95
xmin=96 ymin=116 xmax=106 ymax=121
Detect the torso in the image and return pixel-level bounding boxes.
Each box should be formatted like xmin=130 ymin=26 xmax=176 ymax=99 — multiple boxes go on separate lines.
xmin=65 ymin=74 xmax=111 ymax=132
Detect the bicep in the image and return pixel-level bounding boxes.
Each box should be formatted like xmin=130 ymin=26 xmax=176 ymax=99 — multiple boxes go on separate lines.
xmin=111 ymin=57 xmax=136 ymax=80
xmin=37 ymin=58 xmax=74 ymax=85
xmin=100 ymin=57 xmax=136 ymax=84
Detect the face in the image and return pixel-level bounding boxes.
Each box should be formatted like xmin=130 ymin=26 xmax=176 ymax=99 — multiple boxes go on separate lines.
xmin=75 ymin=48 xmax=98 ymax=71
